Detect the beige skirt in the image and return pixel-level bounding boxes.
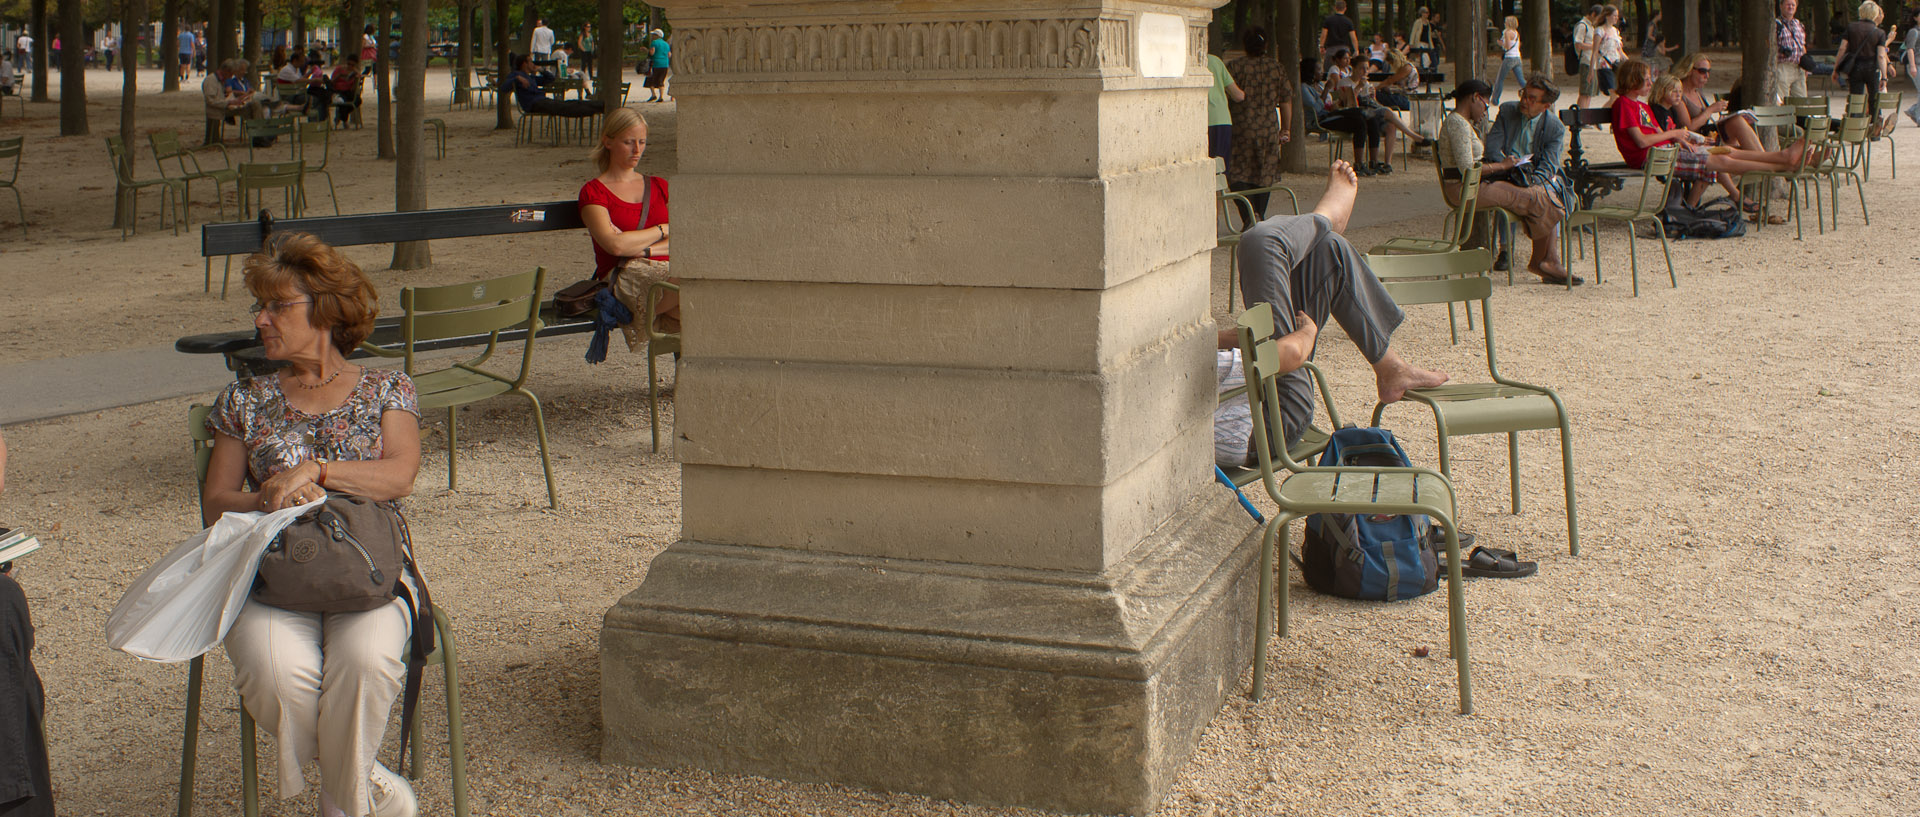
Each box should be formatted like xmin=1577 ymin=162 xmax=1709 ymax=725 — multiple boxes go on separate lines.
xmin=609 ymin=259 xmax=670 ymax=353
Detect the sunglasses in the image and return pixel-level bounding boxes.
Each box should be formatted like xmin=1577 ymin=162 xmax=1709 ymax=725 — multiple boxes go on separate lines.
xmin=1694 ymin=66 xmax=1712 ymax=74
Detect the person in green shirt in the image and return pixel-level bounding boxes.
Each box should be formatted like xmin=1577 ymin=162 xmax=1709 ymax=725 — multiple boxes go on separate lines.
xmin=1207 ymin=53 xmax=1246 ymax=171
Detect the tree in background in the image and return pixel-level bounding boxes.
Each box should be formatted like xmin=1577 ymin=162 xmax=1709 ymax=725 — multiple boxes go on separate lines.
xmin=57 ymin=0 xmax=82 ymax=133
xmin=391 ymin=0 xmax=427 ymax=269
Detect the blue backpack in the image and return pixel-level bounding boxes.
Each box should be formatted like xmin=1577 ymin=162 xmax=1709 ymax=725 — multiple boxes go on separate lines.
xmin=1300 ymin=427 xmax=1439 ymax=602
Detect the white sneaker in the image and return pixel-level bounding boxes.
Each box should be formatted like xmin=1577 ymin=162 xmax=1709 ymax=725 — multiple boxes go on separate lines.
xmin=368 ymin=762 xmax=419 ymax=817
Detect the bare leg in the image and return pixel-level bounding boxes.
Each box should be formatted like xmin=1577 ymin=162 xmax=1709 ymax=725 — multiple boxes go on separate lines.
xmin=1720 ymin=115 xmax=1766 ymax=152
xmin=1312 ymin=160 xmax=1359 ymax=233
xmin=1374 ymin=349 xmax=1449 ymax=404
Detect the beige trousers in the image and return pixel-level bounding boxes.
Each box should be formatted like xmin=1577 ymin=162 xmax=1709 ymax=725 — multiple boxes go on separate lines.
xmin=225 ymin=598 xmax=412 ymax=817
xmin=1443 ymin=179 xmax=1564 ymax=272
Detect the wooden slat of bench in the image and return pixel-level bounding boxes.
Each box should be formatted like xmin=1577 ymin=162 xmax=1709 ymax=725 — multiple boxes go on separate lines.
xmin=176 ymin=301 xmax=595 ymax=355
xmin=201 ymin=200 xmax=587 ymax=257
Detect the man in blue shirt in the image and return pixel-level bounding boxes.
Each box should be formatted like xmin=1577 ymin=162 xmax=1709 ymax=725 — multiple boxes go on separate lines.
xmin=178 ymin=28 xmax=195 ymax=79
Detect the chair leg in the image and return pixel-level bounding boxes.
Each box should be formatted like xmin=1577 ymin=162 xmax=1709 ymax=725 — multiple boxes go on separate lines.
xmin=1653 ymin=221 xmax=1676 ymax=289
xmin=1251 ymin=514 xmax=1281 ymax=701
xmin=1227 ymin=250 xmax=1238 ymax=312
xmin=445 ymin=406 xmax=458 ymax=490
xmin=1625 ymin=219 xmax=1640 ymax=297
xmin=520 ymin=390 xmax=559 ymax=509
xmin=177 ymin=655 xmax=204 ymax=817
xmin=648 ymin=350 xmax=663 ymax=453
xmin=1436 ymin=517 xmax=1472 ymax=715
xmin=1507 ymin=431 xmax=1521 ymax=515
xmin=240 ymin=707 xmax=260 ymax=817
xmin=435 ymin=609 xmax=471 ymax=817
xmin=1558 ymin=416 xmax=1580 ymax=557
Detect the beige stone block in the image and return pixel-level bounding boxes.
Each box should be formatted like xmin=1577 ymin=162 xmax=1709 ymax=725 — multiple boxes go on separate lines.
xmin=602 ymin=492 xmax=1261 ymax=816
xmin=680 ymin=420 xmax=1211 ymax=572
xmin=676 ymin=89 xmax=1204 ymax=178
xmin=674 ymin=322 xmax=1214 ymax=484
xmin=679 ymin=252 xmax=1210 ymax=371
xmin=672 ymin=158 xmax=1214 ymax=291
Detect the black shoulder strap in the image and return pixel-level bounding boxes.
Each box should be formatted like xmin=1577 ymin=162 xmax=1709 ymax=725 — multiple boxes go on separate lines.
xmin=390 ymin=510 xmax=435 ymax=775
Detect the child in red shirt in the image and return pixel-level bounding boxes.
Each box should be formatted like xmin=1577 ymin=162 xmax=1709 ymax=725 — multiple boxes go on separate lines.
xmin=1610 ymin=58 xmax=1812 ymax=208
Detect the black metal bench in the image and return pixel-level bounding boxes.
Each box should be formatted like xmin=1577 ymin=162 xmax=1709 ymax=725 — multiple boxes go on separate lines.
xmin=184 ymin=203 xmax=600 ymax=378
xmin=1559 ymin=107 xmax=1638 ymax=209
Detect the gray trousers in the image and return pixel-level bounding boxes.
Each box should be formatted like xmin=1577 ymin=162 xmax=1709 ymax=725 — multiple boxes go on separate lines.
xmin=1236 ymin=213 xmax=1404 ymax=451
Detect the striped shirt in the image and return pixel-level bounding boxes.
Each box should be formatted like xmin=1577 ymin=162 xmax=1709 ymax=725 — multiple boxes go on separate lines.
xmin=1776 ymin=17 xmax=1807 ymax=63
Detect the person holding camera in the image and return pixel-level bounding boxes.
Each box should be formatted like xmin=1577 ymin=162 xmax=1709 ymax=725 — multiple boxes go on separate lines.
xmin=1766 ymin=0 xmax=1810 ymax=106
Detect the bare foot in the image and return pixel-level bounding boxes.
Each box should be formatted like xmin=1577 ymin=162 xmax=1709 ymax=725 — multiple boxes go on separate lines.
xmin=1312 ymin=160 xmax=1360 ymax=234
xmin=1373 ymin=349 xmax=1449 ymax=404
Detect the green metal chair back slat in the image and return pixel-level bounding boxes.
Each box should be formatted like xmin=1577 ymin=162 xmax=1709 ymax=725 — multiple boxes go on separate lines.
xmin=367 ymin=267 xmax=558 ymax=507
xmin=1867 ymin=92 xmax=1900 ymax=179
xmin=150 ymin=129 xmax=239 ymax=222
xmin=1738 ymin=115 xmax=1831 ymax=240
xmin=1232 ymin=301 xmax=1473 ymax=714
xmin=235 ymin=161 xmax=305 ymax=220
xmin=1825 ymin=114 xmax=1871 ymax=226
xmin=241 ymin=115 xmax=302 ymax=162
xmin=1214 ymin=155 xmax=1300 ymax=310
xmin=176 ymin=406 xmax=471 ymax=817
xmin=0 ymin=135 xmax=23 ymax=235
xmin=1364 ymin=249 xmax=1579 ymax=558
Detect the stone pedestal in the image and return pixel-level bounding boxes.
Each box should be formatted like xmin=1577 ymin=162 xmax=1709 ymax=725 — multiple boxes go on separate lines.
xmin=600 ymin=1 xmax=1256 ymax=814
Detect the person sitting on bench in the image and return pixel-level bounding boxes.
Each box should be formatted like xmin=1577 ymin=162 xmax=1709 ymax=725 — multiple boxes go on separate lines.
xmin=1611 ymin=57 xmax=1814 ymax=208
xmin=509 ymin=53 xmax=603 ymax=118
xmin=1228 ymin=159 xmax=1451 ymax=455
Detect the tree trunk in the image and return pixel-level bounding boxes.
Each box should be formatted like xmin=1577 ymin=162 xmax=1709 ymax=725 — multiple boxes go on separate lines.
xmin=517 ymin=0 xmax=536 ymax=55
xmin=292 ymin=0 xmax=306 ymax=56
xmin=494 ymin=0 xmax=510 ymax=128
xmin=1667 ymin=0 xmax=1701 ymax=56
xmin=1448 ymin=0 xmax=1479 ymax=82
xmin=343 ymin=0 xmax=364 ymax=65
xmin=1808 ymin=0 xmax=1831 ymax=47
xmin=162 ymin=0 xmax=179 ymax=90
xmin=243 ymin=0 xmax=258 ymax=68
xmin=58 ymin=0 xmax=85 ymax=134
xmin=1278 ymin=0 xmax=1305 ymax=173
xmin=453 ymin=0 xmax=472 ymax=104
xmin=375 ymin=0 xmax=393 ymax=158
xmin=480 ymin=1 xmax=491 ymax=72
xmin=597 ymin=0 xmax=621 ymax=110
xmin=392 ymin=0 xmax=429 ymax=269
xmin=120 ymin=0 xmax=142 ymax=154
xmin=1743 ymin=0 xmax=1771 ymax=104
xmin=30 ymin=0 xmax=48 ymax=102
xmin=217 ymin=0 xmax=237 ymax=65
xmin=1524 ymin=0 xmax=1550 ymax=74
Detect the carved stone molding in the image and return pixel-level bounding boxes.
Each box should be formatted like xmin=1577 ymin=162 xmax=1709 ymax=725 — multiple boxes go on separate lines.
xmin=674 ymin=16 xmax=1147 ymax=79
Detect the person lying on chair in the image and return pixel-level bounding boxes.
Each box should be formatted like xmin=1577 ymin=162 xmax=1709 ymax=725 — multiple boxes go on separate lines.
xmin=1224 ymin=159 xmax=1450 ymax=455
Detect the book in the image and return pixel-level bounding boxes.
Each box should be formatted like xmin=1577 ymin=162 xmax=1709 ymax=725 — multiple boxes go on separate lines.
xmin=0 ymin=527 xmax=42 ymax=565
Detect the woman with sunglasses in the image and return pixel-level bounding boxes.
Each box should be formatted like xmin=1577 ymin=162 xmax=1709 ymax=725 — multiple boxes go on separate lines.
xmin=1671 ymin=53 xmax=1767 ymax=154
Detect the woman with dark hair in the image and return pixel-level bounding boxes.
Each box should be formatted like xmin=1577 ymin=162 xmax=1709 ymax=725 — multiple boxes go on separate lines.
xmin=1226 ymin=27 xmax=1292 ymax=217
xmin=1306 ymin=52 xmax=1391 ymax=175
xmin=202 ymin=233 xmax=423 ymax=817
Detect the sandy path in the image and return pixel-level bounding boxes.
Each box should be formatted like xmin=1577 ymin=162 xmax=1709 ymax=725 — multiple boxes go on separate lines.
xmin=2 ymin=61 xmax=1917 ymax=816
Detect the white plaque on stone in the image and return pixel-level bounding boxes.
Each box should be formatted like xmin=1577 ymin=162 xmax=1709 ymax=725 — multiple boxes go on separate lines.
xmin=1137 ymin=13 xmax=1186 ymax=78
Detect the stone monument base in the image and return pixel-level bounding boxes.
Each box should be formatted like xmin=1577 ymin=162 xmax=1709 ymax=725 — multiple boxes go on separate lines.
xmin=601 ymin=491 xmax=1260 ymax=816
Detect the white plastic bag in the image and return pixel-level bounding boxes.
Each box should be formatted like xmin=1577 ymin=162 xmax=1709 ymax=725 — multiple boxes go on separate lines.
xmin=105 ymin=499 xmax=323 ymax=663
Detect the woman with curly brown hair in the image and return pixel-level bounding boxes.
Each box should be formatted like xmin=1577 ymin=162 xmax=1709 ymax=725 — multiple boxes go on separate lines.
xmin=200 ymin=233 xmax=423 ymax=817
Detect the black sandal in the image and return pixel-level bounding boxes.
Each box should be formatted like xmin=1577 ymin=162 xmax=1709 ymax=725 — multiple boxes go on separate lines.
xmin=1457 ymin=545 xmax=1537 ymax=579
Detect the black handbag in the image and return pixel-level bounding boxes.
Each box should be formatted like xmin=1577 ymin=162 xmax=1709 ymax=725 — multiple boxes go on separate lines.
xmin=554 ymin=177 xmax=653 ymax=320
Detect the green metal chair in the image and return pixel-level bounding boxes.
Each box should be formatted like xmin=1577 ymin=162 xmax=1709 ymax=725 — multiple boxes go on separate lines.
xmin=296 ymin=120 xmax=338 ymax=215
xmin=1365 ymin=249 xmax=1579 ymax=557
xmin=1215 ymin=155 xmax=1300 ymax=309
xmin=1214 ymin=352 xmax=1342 ymax=500
xmin=1369 ymin=158 xmax=1479 ymax=256
xmin=179 ymin=405 xmax=471 ymax=817
xmin=0 ymin=136 xmax=23 ymax=235
xmin=235 ymin=161 xmax=305 ymax=219
xmin=1867 ymin=93 xmax=1900 ymax=180
xmin=423 ymin=117 xmax=447 ymax=159
xmin=105 ymin=135 xmax=186 ymax=239
xmin=1233 ymin=301 xmax=1472 ymax=714
xmin=644 ymin=281 xmax=681 ymax=453
xmin=1564 ymin=145 xmax=1676 ymax=295
xmin=241 ymin=115 xmax=301 ymax=162
xmin=150 ymin=129 xmax=238 ymax=222
xmin=363 ymin=268 xmax=559 ymax=508
xmin=1822 ymin=114 xmax=1871 ymax=227
xmin=1738 ymin=116 xmax=1831 ymax=241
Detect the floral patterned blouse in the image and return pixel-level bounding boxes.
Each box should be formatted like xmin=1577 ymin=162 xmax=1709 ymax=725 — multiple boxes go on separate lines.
xmin=208 ymin=368 xmax=420 ymax=487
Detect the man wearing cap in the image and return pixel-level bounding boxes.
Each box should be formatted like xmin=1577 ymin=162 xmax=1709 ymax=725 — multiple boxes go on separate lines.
xmin=1439 ymin=79 xmax=1576 ymax=285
